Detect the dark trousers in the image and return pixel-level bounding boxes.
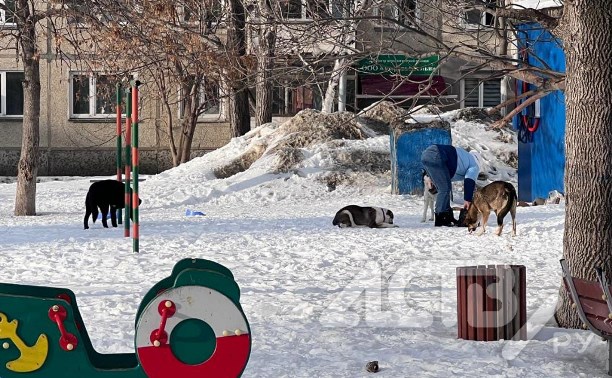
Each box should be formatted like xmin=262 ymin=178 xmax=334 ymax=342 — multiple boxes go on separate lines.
xmin=421 ymin=145 xmax=452 ymax=214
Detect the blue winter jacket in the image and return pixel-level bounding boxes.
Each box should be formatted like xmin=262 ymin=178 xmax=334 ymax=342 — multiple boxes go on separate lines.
xmin=436 ymin=145 xmax=480 ymax=202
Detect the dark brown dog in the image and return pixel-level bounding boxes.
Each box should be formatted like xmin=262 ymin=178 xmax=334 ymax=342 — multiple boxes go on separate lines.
xmin=464 ymin=181 xmax=517 ymax=236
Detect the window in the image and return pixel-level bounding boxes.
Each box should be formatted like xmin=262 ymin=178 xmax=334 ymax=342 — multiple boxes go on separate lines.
xmin=1 ymin=71 xmax=23 ymax=116
xmin=179 ymin=77 xmax=223 ymax=120
xmin=0 ymin=0 xmax=16 ymax=26
xmin=372 ymin=0 xmax=418 ymax=27
xmin=462 ymin=78 xmax=501 ymax=108
xmin=179 ymin=0 xmax=224 ymax=28
xmin=279 ymin=0 xmax=302 ymax=18
xmin=66 ymin=3 xmax=88 ymax=28
xmin=331 ymin=0 xmax=353 ymax=18
xmin=279 ymin=0 xmax=330 ymax=19
xmin=272 ymin=86 xmax=294 ymax=115
xmin=272 ymin=85 xmax=323 ymax=115
xmin=66 ymin=0 xmax=97 ymax=27
xmin=463 ymin=0 xmax=495 ymax=29
xmin=70 ymin=73 xmax=123 ymax=118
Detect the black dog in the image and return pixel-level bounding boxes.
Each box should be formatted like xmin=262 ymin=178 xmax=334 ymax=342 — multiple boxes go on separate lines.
xmin=84 ymin=180 xmax=141 ymax=229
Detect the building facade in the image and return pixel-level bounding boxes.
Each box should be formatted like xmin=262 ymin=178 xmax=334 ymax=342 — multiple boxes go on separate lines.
xmin=0 ymin=0 xmax=510 ymax=176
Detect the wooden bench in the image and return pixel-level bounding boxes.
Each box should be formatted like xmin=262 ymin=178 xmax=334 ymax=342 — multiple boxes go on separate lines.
xmin=560 ymin=259 xmax=612 ymax=375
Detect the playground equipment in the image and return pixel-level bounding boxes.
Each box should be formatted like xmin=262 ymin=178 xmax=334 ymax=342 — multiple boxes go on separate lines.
xmin=0 ymin=259 xmax=251 ymax=378
xmin=116 ymin=81 xmax=141 ymax=253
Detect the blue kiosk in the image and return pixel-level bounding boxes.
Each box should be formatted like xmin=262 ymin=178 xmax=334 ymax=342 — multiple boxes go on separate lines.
xmin=514 ymin=23 xmax=566 ymax=201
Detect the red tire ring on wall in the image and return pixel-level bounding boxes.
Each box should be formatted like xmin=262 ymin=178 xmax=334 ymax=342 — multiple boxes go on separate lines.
xmin=135 ymin=286 xmax=251 ymax=378
xmin=521 ymin=80 xmax=541 ymax=133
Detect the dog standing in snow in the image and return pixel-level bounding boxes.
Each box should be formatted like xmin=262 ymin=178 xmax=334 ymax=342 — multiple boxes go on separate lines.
xmin=83 ymin=180 xmax=141 ymax=229
xmin=421 ymin=172 xmax=437 ymax=222
xmin=463 ymin=181 xmax=517 ymax=236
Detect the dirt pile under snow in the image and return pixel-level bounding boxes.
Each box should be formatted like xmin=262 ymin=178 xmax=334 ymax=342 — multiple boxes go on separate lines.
xmin=278 ymin=109 xmax=375 ymax=144
xmin=213 ymin=143 xmax=267 ymax=179
xmin=213 ymin=109 xmax=381 ymax=178
xmin=451 ymin=107 xmax=503 ymax=123
xmin=211 ymin=103 xmax=518 ymax=188
xmin=267 ymin=109 xmax=378 ymax=174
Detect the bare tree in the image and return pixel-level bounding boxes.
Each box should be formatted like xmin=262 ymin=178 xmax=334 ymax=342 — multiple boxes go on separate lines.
xmin=254 ymin=0 xmax=276 ymax=126
xmin=546 ymin=0 xmax=612 ymax=329
xmin=1 ymin=0 xmax=65 ymax=215
xmin=63 ymin=0 xmax=252 ymax=166
xmin=225 ymin=0 xmax=251 ymax=136
xmin=240 ymin=0 xmax=557 ymax=117
xmin=455 ymin=0 xmax=611 ymax=329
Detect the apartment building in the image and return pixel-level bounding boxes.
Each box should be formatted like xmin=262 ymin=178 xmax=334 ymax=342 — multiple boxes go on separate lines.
xmin=0 ymin=0 xmax=508 ymax=176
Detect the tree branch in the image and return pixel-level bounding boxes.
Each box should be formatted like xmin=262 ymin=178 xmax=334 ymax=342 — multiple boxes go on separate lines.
xmin=488 ymin=87 xmax=537 ymax=115
xmin=491 ymin=90 xmax=550 ymax=128
xmin=497 ymin=6 xmax=563 ymax=32
xmin=449 ymin=48 xmax=565 ymax=90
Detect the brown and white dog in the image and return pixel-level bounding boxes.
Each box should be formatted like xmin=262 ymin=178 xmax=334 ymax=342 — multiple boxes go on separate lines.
xmin=464 ymin=181 xmax=517 ymax=236
xmin=422 ymin=172 xmax=437 ymax=222
xmin=332 ymin=205 xmax=397 ymax=228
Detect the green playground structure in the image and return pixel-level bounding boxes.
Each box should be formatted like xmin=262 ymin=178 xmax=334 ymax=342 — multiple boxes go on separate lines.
xmin=0 ymin=259 xmax=251 ymax=378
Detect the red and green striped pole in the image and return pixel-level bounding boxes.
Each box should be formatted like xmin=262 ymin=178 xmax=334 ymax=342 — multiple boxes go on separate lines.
xmin=131 ymin=80 xmax=141 ymax=253
xmin=124 ymin=88 xmax=132 ymax=238
xmin=116 ymin=83 xmax=123 ymax=225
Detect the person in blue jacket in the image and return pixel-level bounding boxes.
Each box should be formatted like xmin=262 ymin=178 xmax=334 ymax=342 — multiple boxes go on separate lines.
xmin=421 ymin=144 xmax=481 ymax=227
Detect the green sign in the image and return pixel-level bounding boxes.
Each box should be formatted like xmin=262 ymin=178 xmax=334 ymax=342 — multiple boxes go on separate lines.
xmin=358 ymin=54 xmax=439 ymax=75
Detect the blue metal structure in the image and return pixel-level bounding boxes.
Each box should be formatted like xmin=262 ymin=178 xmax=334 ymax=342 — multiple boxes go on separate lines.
xmin=390 ymin=126 xmax=451 ymax=195
xmin=514 ymin=23 xmax=566 ymax=201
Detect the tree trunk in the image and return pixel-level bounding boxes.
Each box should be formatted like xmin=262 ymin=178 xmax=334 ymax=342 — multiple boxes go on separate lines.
xmin=255 ymin=1 xmax=275 ymax=126
xmin=226 ymin=0 xmax=251 ymax=137
xmin=228 ymin=90 xmax=251 ymax=137
xmin=180 ymin=115 xmax=197 ymax=164
xmin=322 ymin=58 xmax=346 ymax=113
xmin=14 ymin=2 xmax=40 ymax=216
xmin=167 ymin=110 xmax=179 ymax=167
xmin=255 ymin=22 xmax=275 ymax=126
xmin=555 ymin=0 xmax=612 ymax=328
xmin=156 ymin=72 xmax=179 ymax=167
xmin=178 ymin=83 xmax=197 ymax=165
xmin=254 ymin=63 xmax=272 ymax=126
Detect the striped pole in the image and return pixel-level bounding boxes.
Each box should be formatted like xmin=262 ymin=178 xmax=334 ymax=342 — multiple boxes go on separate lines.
xmin=116 ymin=83 xmax=123 ymax=225
xmin=131 ymin=80 xmax=141 ymax=253
xmin=124 ymin=88 xmax=132 ymax=237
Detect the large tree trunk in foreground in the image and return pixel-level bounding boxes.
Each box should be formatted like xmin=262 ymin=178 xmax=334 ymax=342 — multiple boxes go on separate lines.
xmin=14 ymin=0 xmax=40 ymax=216
xmin=555 ymin=0 xmax=612 ymax=328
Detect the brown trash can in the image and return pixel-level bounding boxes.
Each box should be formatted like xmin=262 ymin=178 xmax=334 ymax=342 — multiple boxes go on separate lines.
xmin=456 ymin=265 xmax=527 ymax=341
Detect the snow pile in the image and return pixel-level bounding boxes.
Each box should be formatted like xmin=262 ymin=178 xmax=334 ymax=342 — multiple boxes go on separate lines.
xmin=144 ymin=103 xmax=517 ymax=210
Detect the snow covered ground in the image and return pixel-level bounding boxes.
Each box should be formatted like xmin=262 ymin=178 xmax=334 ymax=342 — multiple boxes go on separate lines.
xmin=0 ymin=109 xmax=607 ymax=377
